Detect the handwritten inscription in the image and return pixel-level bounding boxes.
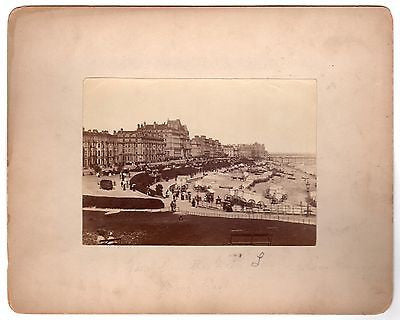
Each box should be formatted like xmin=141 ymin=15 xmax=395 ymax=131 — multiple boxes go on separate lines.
xmin=251 ymin=251 xmax=264 ymax=267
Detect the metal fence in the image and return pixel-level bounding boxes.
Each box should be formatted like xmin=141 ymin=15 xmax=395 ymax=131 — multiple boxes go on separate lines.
xmin=196 ymin=201 xmax=316 ymax=216
xmin=178 ymin=209 xmax=316 ymax=225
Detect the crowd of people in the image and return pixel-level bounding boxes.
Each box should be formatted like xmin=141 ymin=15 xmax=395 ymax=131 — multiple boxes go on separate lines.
xmin=119 ymin=172 xmax=132 ymax=191
xmin=97 ymin=171 xmax=134 ymax=191
xmin=167 ymin=184 xmax=222 ymax=212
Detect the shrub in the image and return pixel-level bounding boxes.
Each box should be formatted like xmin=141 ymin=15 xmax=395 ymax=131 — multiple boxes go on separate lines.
xmin=92 ymin=164 xmax=101 ymax=173
xmin=100 ymin=179 xmax=113 ymax=190
xmin=155 ymin=184 xmax=163 ymax=196
xmin=82 ymin=195 xmax=164 ymax=209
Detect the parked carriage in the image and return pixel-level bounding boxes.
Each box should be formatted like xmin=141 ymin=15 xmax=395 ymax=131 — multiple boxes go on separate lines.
xmin=223 ymin=194 xmax=260 ymax=211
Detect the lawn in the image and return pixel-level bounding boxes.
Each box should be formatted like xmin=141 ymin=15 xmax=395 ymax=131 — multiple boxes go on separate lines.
xmin=83 ymin=210 xmax=316 ymax=246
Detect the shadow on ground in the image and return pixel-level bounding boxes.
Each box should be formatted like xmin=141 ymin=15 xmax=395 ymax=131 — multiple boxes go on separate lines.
xmin=82 ymin=210 xmax=316 ymax=246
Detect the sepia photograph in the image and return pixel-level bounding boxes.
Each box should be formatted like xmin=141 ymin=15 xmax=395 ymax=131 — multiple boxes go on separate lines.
xmin=82 ymin=78 xmax=317 ymax=246
xmin=7 ymin=5 xmax=393 ymax=314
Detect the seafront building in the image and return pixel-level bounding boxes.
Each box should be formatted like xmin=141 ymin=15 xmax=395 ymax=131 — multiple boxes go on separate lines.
xmin=82 ymin=119 xmax=267 ymax=169
xmin=237 ymin=142 xmax=266 ymax=159
xmin=222 ymin=144 xmax=238 ymax=158
xmin=190 ymin=135 xmax=224 ymax=158
xmin=136 ymin=119 xmax=191 ymax=160
xmin=82 ymin=129 xmax=118 ymax=168
xmin=115 ymin=128 xmax=166 ymax=164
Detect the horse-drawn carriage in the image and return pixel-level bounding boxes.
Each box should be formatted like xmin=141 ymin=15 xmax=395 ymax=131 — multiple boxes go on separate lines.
xmin=222 ymin=194 xmax=267 ymax=212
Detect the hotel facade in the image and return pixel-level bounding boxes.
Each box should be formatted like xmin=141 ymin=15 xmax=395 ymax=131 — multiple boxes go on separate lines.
xmin=83 ymin=119 xmax=267 ymax=169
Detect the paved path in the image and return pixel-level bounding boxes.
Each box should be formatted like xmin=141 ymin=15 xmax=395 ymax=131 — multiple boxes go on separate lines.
xmin=173 ymin=197 xmax=316 ymax=225
xmin=83 ymin=174 xmax=161 ymax=199
xmin=175 ymin=209 xmax=316 ymax=225
xmin=83 ymin=207 xmax=169 ymax=214
xmin=83 ymin=197 xmax=315 ymax=225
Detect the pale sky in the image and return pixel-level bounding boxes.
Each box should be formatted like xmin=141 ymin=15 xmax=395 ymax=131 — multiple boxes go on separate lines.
xmin=83 ymin=78 xmax=316 ymax=154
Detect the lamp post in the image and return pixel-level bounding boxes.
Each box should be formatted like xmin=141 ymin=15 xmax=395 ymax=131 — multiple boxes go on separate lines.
xmin=306 ymin=180 xmax=310 ymax=193
xmin=305 ymin=180 xmax=311 ymax=216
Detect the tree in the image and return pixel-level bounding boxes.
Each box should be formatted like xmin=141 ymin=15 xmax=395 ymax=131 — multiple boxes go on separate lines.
xmin=155 ymin=184 xmax=164 ymax=196
xmin=100 ymin=179 xmax=113 ymax=190
xmin=92 ymin=164 xmax=101 ymax=174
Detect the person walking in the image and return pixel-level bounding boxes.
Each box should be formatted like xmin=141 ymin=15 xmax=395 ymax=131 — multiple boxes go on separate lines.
xmin=170 ymin=199 xmax=176 ymax=212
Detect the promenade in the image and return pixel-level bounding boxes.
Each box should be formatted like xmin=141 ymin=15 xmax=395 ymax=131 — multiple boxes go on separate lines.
xmin=174 ymin=199 xmax=316 ymax=225
xmin=83 ymin=173 xmax=160 ymax=199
